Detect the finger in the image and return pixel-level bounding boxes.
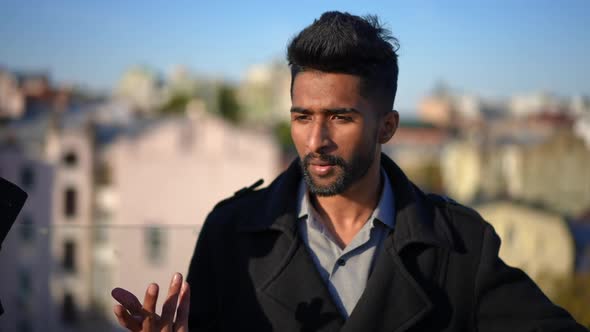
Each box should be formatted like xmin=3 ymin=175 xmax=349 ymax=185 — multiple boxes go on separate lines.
xmin=161 ymin=272 xmax=183 ymax=324
xmin=113 ymin=304 xmax=142 ymax=331
xmin=143 ymin=283 xmax=159 ymax=314
xmin=142 ymin=308 xmax=158 ymax=332
xmin=112 ymin=287 xmax=143 ymax=315
xmin=174 ymin=281 xmax=191 ymax=332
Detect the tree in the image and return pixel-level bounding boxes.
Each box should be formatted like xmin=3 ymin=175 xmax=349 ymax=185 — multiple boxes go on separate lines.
xmin=158 ymin=93 xmax=191 ymax=115
xmin=217 ymin=84 xmax=241 ymax=124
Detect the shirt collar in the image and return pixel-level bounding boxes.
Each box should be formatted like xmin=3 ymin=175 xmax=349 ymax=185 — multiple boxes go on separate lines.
xmin=296 ymin=168 xmax=396 ymax=230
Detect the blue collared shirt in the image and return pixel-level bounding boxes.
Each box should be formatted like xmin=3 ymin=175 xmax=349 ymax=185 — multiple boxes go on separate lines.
xmin=296 ymin=169 xmax=395 ymax=318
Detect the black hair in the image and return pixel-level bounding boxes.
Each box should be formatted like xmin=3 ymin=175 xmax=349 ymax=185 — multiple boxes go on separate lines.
xmin=287 ymin=11 xmax=400 ymax=111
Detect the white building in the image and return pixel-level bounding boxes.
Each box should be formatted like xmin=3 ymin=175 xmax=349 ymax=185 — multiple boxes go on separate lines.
xmin=0 ymin=148 xmax=55 ymax=331
xmin=99 ymin=108 xmax=280 ymax=319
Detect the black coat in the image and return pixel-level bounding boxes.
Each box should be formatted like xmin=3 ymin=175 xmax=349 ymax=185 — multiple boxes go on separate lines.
xmin=186 ymin=155 xmax=586 ymax=331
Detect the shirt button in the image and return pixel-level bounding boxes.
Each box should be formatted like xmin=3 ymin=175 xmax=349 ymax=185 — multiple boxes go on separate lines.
xmin=336 ymin=258 xmax=346 ymax=267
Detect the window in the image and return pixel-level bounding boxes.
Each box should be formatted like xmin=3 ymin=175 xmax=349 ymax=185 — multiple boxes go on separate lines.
xmin=145 ymin=226 xmax=166 ymax=264
xmin=61 ymin=293 xmax=77 ymax=325
xmin=19 ymin=268 xmax=32 ymax=299
xmin=19 ymin=215 xmax=35 ymax=243
xmin=95 ymin=162 xmax=112 ymax=185
xmin=62 ymin=151 xmax=78 ymax=167
xmin=93 ymin=223 xmax=108 ymax=245
xmin=20 ymin=165 xmax=34 ymax=190
xmin=63 ymin=240 xmax=76 ymax=273
xmin=93 ymin=209 xmax=110 ymax=244
xmin=64 ymin=188 xmax=77 ymax=218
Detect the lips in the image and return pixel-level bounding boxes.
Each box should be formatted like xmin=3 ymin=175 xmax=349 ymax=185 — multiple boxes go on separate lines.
xmin=308 ymin=161 xmax=336 ymax=176
xmin=309 ymin=160 xmax=333 ymax=166
xmin=303 ymin=154 xmax=343 ymax=177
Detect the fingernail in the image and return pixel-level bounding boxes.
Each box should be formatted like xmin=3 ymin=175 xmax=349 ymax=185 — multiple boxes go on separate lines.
xmin=148 ymin=283 xmax=158 ymax=295
xmin=172 ymin=272 xmax=181 ymax=285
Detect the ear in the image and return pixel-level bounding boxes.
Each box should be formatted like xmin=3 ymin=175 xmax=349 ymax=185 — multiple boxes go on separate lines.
xmin=378 ymin=110 xmax=399 ymax=144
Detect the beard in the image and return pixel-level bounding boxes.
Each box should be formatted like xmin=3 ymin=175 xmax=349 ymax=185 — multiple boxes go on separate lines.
xmin=300 ymin=143 xmax=377 ymax=197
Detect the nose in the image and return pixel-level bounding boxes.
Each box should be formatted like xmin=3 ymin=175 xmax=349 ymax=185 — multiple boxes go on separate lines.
xmin=307 ymin=120 xmax=333 ymax=154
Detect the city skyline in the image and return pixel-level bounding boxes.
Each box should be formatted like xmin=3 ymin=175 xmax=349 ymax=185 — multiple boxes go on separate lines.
xmin=1 ymin=0 xmax=589 ymax=112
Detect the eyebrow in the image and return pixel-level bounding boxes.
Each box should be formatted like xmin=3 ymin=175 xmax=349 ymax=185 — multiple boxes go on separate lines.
xmin=290 ymin=107 xmax=361 ymax=115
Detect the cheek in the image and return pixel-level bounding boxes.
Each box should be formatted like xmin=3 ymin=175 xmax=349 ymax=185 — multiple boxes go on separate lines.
xmin=290 ymin=125 xmax=306 ymax=152
xmin=331 ymin=126 xmax=366 ymax=151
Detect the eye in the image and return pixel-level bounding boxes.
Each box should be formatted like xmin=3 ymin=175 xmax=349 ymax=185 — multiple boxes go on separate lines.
xmin=332 ymin=115 xmax=353 ymax=122
xmin=292 ymin=114 xmax=311 ymax=122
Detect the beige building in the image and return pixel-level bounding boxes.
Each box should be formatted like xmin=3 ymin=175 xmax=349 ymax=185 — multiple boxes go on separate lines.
xmin=442 ymin=130 xmax=590 ymax=216
xmin=383 ymin=123 xmax=449 ymax=192
xmin=418 ymin=93 xmax=455 ymax=128
xmin=418 ymin=90 xmax=489 ymax=129
xmin=0 ymin=70 xmax=26 ymax=119
xmin=475 ymin=201 xmax=576 ymax=297
xmin=441 ymin=141 xmax=484 ymax=203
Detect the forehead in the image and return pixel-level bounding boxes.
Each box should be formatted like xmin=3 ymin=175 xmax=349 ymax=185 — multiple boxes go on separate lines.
xmin=291 ymin=71 xmax=367 ymax=110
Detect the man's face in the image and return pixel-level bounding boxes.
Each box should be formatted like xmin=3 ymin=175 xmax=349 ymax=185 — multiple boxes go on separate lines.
xmin=290 ymin=71 xmax=383 ymax=196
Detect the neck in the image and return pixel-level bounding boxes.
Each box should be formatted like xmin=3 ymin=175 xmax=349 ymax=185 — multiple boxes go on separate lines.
xmin=309 ymin=154 xmax=383 ymax=247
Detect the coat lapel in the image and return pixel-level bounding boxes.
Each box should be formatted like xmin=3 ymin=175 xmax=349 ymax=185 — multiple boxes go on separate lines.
xmin=259 ymin=231 xmax=344 ymax=331
xmin=239 ymin=160 xmax=345 ymax=331
xmin=341 ymin=235 xmax=433 ymax=332
xmin=341 ymin=155 xmax=454 ymax=332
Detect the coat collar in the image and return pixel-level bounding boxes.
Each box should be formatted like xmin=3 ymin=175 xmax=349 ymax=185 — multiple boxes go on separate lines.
xmin=238 ymin=153 xmax=455 ymax=252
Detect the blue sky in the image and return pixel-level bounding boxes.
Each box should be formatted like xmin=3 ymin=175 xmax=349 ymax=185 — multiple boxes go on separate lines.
xmin=1 ymin=0 xmax=588 ymax=111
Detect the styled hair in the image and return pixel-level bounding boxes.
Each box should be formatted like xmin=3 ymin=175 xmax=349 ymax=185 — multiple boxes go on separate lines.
xmin=287 ymin=11 xmax=400 ymax=111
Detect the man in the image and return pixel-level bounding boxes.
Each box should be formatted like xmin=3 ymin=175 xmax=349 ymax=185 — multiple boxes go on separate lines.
xmin=112 ymin=11 xmax=587 ymax=331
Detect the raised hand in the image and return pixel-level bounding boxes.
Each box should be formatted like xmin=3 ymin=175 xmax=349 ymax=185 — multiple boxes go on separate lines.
xmin=112 ymin=272 xmax=190 ymax=332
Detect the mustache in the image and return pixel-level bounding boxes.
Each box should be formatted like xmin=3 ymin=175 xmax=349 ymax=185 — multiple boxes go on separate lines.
xmin=302 ymin=153 xmax=346 ymax=167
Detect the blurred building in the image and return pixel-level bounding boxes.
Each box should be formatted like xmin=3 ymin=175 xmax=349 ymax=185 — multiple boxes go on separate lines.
xmin=0 ymin=99 xmax=281 ymax=331
xmin=115 ymin=66 xmax=164 ymax=116
xmin=574 ymin=111 xmax=590 ymax=149
xmin=383 ymin=120 xmax=450 ymax=192
xmin=0 ymin=70 xmax=25 ymax=119
xmin=417 ymin=88 xmax=455 ymax=127
xmin=442 ymin=129 xmax=590 ymax=216
xmin=0 ymin=148 xmax=54 ymax=332
xmin=237 ymin=61 xmax=291 ymax=126
xmin=509 ymin=92 xmax=568 ymax=118
xmin=1 ymin=116 xmax=116 ymax=331
xmin=0 ymin=68 xmax=74 ymax=121
xmin=95 ymin=104 xmax=280 ymax=318
xmin=417 ymin=85 xmax=505 ymax=129
xmin=475 ymin=201 xmax=576 ymax=298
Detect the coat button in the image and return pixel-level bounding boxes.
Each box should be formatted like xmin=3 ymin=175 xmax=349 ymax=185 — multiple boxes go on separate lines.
xmin=336 ymin=258 xmax=346 ymax=266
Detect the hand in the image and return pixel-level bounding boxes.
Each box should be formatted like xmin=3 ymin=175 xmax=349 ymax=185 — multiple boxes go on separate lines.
xmin=111 ymin=272 xmax=190 ymax=332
